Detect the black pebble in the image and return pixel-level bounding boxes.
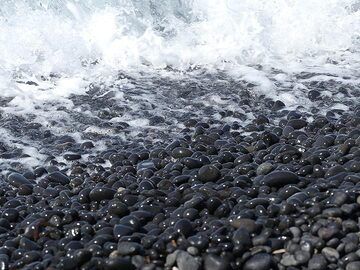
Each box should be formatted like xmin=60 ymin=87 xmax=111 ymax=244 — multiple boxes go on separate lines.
xmin=243 ymin=253 xmax=272 ymax=270
xmin=262 ymin=171 xmax=299 ymax=187
xmin=198 ymin=165 xmax=221 ymax=182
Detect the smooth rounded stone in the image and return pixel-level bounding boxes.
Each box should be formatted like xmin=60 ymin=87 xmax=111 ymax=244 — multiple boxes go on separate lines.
xmin=19 ymin=238 xmax=41 ymax=251
xmin=317 ymin=226 xmax=340 ymax=241
xmin=243 ymin=253 xmax=272 ymax=270
xmin=104 ymin=257 xmax=135 ymax=270
xmin=47 ymin=171 xmax=70 ymax=185
xmin=294 ymin=250 xmax=311 ymax=265
xmin=89 ymin=187 xmax=116 ymax=201
xmin=4 ymin=198 xmax=21 ymax=208
xmin=347 ymin=160 xmax=360 ymax=173
xmin=328 ymin=191 xmax=348 ymax=206
xmin=18 ymin=184 xmax=33 ymax=195
xmin=198 ymin=165 xmax=221 ymax=182
xmin=287 ymin=119 xmax=307 ymax=129
xmin=246 ymin=198 xmax=269 ymax=208
xmin=187 ymin=247 xmax=199 ymax=256
xmin=230 ymin=218 xmax=257 ymax=233
xmin=256 ymin=163 xmax=274 ymax=175
xmin=204 ymin=254 xmax=230 ymax=270
xmin=194 ymin=135 xmax=216 ymax=145
xmin=166 ymin=250 xmax=180 ymax=267
xmin=262 ymin=171 xmax=299 ymax=187
xmin=57 ymin=257 xmax=78 ymax=270
xmin=182 ymin=158 xmax=203 ymax=169
xmin=117 ymin=242 xmax=144 ymax=256
xmin=176 ymin=251 xmax=200 ymax=270
xmin=172 ymin=147 xmax=193 ymax=159
xmin=272 ymin=100 xmax=285 ymax=111
xmin=322 ymin=208 xmax=342 ymax=217
xmin=137 ymin=160 xmax=155 ymax=171
xmin=232 ymin=228 xmax=251 ymax=246
xmin=206 ymin=197 xmax=222 ymax=213
xmin=7 ymin=173 xmax=33 ymax=188
xmin=347 ymin=261 xmax=360 ymax=270
xmin=71 ymin=249 xmax=92 ymax=266
xmin=64 ymin=153 xmax=81 ymax=161
xmin=65 ymin=241 xmax=84 ymax=251
xmin=278 ymin=186 xmax=301 ymax=200
xmin=119 ymin=215 xmax=141 ymax=230
xmin=2 ymin=209 xmax=19 ymax=222
xmin=174 ymin=219 xmax=193 ymax=237
xmin=188 ymin=235 xmax=209 ymax=250
xmin=183 ymin=208 xmax=199 ymax=220
xmin=322 ymin=247 xmax=340 ymax=263
xmin=33 ymin=167 xmax=47 ymax=177
xmin=308 ymin=254 xmax=327 ymax=270
xmin=287 ymin=192 xmax=308 ymax=205
xmin=0 ymin=255 xmax=8 ymax=269
xmin=108 ymin=201 xmax=129 ymax=217
xmin=113 ymin=225 xmax=134 ymax=241
xmin=280 ymin=253 xmax=298 ymax=267
xmin=325 ymin=165 xmax=346 ymax=178
xmin=80 ymin=141 xmax=95 ymax=149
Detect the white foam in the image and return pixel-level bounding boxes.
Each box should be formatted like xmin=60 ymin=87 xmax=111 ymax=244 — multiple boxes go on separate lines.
xmin=0 ymin=1 xmax=359 ymax=75
xmin=0 ymin=0 xmax=358 ymax=120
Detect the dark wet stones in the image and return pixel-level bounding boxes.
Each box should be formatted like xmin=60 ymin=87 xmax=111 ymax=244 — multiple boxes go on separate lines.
xmin=322 ymin=247 xmax=340 ymax=262
xmin=325 ymin=165 xmax=346 ymax=178
xmin=89 ymin=187 xmax=116 ymax=201
xmin=198 ymin=165 xmax=221 ymax=182
xmin=204 ymin=254 xmax=230 ymax=270
xmin=47 ymin=171 xmax=70 ymax=185
xmin=243 ymin=253 xmax=272 ymax=270
xmin=108 ymin=201 xmax=129 ymax=216
xmin=308 ymin=254 xmax=327 ymax=270
xmin=64 ymin=153 xmax=82 ymax=161
xmin=113 ymin=225 xmax=134 ymax=241
xmin=347 ymin=262 xmax=360 ymax=270
xmin=171 ymin=147 xmax=193 ymax=158
xmin=174 ymin=219 xmax=193 ymax=237
xmin=117 ymin=242 xmax=144 ymax=255
xmin=7 ymin=173 xmax=32 ymax=188
xmin=0 ymin=82 xmax=359 ymax=270
xmin=328 ymin=191 xmax=348 ymax=206
xmin=256 ymin=162 xmax=273 ymax=175
xmin=230 ymin=218 xmax=257 ymax=232
xmin=262 ymin=171 xmax=299 ymax=187
xmin=182 ymin=157 xmax=203 ymax=169
xmin=287 ymin=119 xmax=307 ymax=129
xmin=19 ymin=238 xmax=41 ymax=251
xmin=317 ymin=225 xmax=340 ymax=241
xmin=232 ymin=228 xmax=251 ymax=246
xmin=176 ymin=251 xmax=200 ymax=270
xmin=272 ymin=100 xmax=285 ymax=111
xmin=2 ymin=209 xmax=19 ymax=222
xmin=104 ymin=257 xmax=135 ymax=270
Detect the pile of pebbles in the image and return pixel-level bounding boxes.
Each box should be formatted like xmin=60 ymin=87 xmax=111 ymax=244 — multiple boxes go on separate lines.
xmin=0 ymin=71 xmax=359 ymax=270
xmin=0 ymin=100 xmax=359 ymax=270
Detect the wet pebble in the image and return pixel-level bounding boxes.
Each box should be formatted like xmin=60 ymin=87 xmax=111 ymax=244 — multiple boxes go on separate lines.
xmin=243 ymin=253 xmax=272 ymax=270
xmin=262 ymin=171 xmax=299 ymax=187
xmin=89 ymin=187 xmax=116 ymax=201
xmin=198 ymin=165 xmax=221 ymax=182
xmin=7 ymin=173 xmax=32 ymax=188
